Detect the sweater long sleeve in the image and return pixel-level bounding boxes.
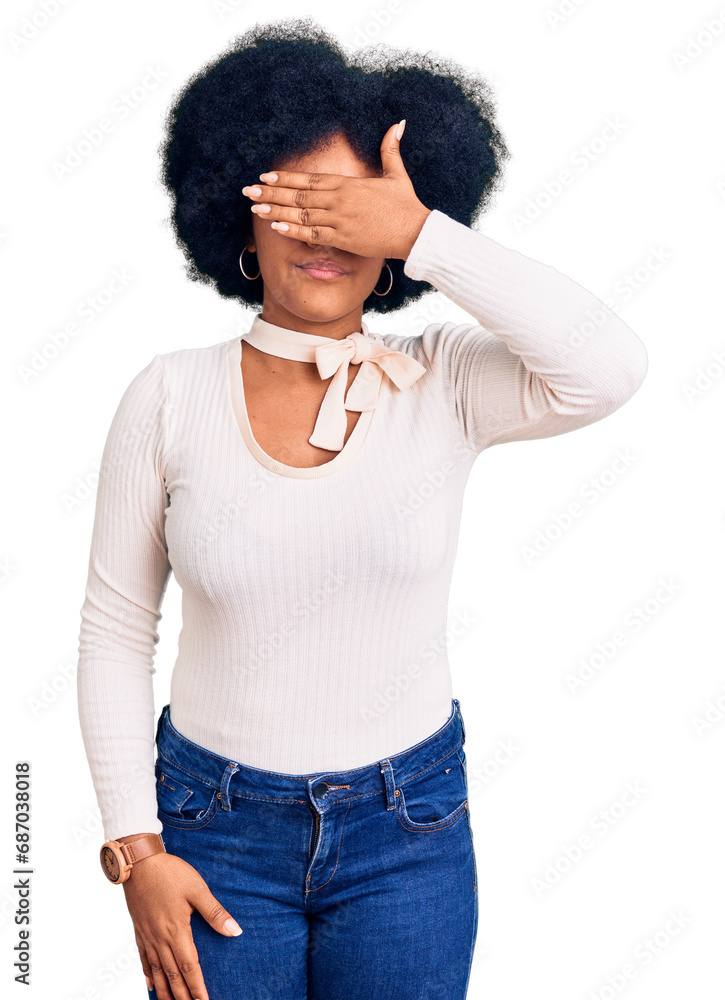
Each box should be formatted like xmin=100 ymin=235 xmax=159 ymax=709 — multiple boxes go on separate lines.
xmin=76 ymin=210 xmax=648 ymax=842
xmin=77 ymin=356 xmax=171 ymax=840
xmin=402 ymin=209 xmax=648 ymax=451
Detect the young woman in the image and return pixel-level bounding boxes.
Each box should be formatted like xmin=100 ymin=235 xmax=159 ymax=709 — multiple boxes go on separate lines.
xmin=77 ymin=18 xmax=648 ymax=1000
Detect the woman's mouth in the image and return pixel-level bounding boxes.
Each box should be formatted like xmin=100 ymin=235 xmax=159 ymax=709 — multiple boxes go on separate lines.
xmin=295 ymin=262 xmax=349 ymax=280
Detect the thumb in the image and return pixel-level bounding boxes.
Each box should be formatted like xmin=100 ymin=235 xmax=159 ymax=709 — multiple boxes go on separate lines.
xmin=380 ymin=120 xmax=407 ymax=177
xmin=191 ymin=884 xmax=243 ymax=937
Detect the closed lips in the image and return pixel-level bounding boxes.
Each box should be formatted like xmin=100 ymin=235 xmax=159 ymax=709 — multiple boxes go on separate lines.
xmin=297 ymin=260 xmax=348 ymax=273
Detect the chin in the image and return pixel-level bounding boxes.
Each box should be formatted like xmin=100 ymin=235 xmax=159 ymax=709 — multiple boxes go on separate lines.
xmin=283 ymin=297 xmax=363 ymax=321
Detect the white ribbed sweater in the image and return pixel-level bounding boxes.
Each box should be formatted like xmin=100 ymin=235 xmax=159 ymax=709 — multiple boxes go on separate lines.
xmin=76 ymin=209 xmax=648 ymax=841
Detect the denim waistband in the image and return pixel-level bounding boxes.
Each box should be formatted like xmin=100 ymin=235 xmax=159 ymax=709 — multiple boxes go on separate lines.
xmin=155 ymin=698 xmax=466 ymax=813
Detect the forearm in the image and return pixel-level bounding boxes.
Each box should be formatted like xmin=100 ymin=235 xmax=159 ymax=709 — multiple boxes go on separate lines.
xmin=403 ymin=209 xmax=649 ymax=410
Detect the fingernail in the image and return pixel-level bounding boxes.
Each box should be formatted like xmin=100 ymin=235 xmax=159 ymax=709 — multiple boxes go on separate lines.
xmin=270 ymin=222 xmax=289 ymax=231
xmin=395 ymin=119 xmax=406 ymax=140
xmin=224 ymin=917 xmax=243 ymax=935
xmin=259 ymin=172 xmax=278 ymax=182
xmin=145 ymin=976 xmax=153 ymax=989
xmin=251 ymin=204 xmax=271 ymax=214
xmin=243 ymin=185 xmax=262 ymax=197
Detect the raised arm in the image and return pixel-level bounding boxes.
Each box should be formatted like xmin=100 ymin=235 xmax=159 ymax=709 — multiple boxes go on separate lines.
xmin=76 ymin=354 xmax=172 ymax=842
xmin=403 ymin=210 xmax=649 ymax=453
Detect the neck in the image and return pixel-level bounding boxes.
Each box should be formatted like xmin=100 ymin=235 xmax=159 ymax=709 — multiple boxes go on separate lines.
xmin=242 ymin=343 xmax=330 ymax=384
xmin=259 ymin=302 xmax=365 ymax=342
xmin=244 ymin=310 xmax=370 ymax=383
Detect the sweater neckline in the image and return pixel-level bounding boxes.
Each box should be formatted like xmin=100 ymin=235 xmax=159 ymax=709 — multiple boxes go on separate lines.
xmin=226 ymin=335 xmax=377 ymax=480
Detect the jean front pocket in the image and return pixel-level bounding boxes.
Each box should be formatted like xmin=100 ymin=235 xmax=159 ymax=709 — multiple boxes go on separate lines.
xmin=396 ymin=747 xmax=469 ymax=833
xmin=155 ymin=754 xmax=221 ymax=831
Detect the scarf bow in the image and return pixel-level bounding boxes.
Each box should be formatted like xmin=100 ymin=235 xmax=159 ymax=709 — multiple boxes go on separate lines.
xmin=310 ymin=331 xmax=427 ymax=451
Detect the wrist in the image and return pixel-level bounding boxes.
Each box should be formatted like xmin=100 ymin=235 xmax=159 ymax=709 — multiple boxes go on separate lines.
xmin=100 ymin=832 xmax=166 ymax=884
xmin=397 ymin=203 xmax=433 ymax=260
xmin=116 ymin=832 xmax=157 ymax=844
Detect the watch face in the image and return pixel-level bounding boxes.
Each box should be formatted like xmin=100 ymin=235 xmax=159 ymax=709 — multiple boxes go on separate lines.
xmin=101 ymin=846 xmax=121 ymax=882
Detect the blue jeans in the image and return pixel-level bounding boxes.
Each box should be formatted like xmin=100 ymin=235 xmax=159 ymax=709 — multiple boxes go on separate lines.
xmin=150 ymin=698 xmax=478 ymax=999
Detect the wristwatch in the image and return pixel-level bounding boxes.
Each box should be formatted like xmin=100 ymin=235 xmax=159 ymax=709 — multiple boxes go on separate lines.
xmin=100 ymin=833 xmax=166 ymax=884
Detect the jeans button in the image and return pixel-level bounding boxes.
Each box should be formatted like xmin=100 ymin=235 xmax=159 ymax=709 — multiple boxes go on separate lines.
xmin=312 ymin=781 xmax=328 ymax=798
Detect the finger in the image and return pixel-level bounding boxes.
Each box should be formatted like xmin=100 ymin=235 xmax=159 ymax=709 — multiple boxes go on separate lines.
xmin=243 ymin=182 xmax=333 ymax=210
xmin=189 ymin=884 xmax=242 ymax=938
xmin=380 ymin=120 xmax=407 ymax=177
xmin=251 ymin=202 xmax=330 ymax=232
xmin=171 ymin=937 xmax=210 ymax=1000
xmin=150 ymin=942 xmax=198 ymax=1000
xmin=145 ymin=943 xmax=178 ymax=1000
xmin=269 ymin=219 xmax=340 ymax=245
xmin=257 ymin=169 xmax=340 ymax=191
xmin=134 ymin=933 xmax=155 ymax=993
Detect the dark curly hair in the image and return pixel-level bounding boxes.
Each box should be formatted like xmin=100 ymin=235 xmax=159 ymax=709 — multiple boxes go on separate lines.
xmin=158 ymin=16 xmax=510 ymax=315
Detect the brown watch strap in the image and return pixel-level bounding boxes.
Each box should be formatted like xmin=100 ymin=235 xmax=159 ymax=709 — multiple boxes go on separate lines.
xmin=120 ymin=834 xmax=166 ymax=865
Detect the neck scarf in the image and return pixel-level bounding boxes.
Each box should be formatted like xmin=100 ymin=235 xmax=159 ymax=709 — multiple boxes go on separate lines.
xmin=241 ymin=315 xmax=428 ymax=452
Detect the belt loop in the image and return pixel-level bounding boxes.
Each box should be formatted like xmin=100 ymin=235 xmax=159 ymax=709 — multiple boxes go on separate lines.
xmin=454 ymin=698 xmax=466 ymax=745
xmin=379 ymin=759 xmax=396 ymax=811
xmin=219 ymin=761 xmax=240 ymax=811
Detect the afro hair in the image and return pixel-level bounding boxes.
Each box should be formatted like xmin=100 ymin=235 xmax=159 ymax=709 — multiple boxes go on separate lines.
xmin=158 ymin=16 xmax=511 ymax=315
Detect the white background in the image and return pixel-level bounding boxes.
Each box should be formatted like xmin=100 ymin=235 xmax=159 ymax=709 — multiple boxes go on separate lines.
xmin=2 ymin=1 xmax=724 ymax=998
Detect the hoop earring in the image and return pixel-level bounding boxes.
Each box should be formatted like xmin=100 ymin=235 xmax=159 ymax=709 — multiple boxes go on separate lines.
xmin=239 ymin=246 xmax=260 ymax=281
xmin=373 ymin=261 xmax=393 ymax=297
